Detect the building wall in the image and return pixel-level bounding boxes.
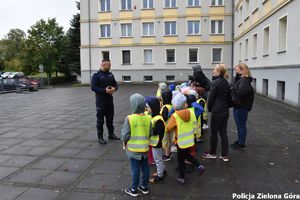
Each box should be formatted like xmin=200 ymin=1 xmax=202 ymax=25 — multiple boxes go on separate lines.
xmin=233 ymin=0 xmax=300 ymax=107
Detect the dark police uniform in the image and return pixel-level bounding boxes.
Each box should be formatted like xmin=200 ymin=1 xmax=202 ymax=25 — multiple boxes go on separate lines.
xmin=91 ymin=69 xmax=118 ymax=140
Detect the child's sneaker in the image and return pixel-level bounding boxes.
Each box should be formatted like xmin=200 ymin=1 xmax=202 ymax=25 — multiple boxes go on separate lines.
xmin=201 ymin=152 xmax=217 ymax=159
xmin=150 ymin=175 xmax=164 ymax=183
xmin=176 ymin=177 xmax=185 ymax=185
xmin=124 ymin=188 xmax=138 ymax=197
xmin=171 ymin=145 xmax=177 ymax=153
xmin=162 ymin=154 xmax=172 ymax=161
xmin=218 ymin=155 xmax=229 ymax=162
xmin=152 ymin=169 xmax=168 ymax=177
xmin=197 ymin=165 xmax=205 ymax=176
xmin=203 ymin=124 xmax=209 ymax=129
xmin=137 ymin=185 xmax=149 ymax=195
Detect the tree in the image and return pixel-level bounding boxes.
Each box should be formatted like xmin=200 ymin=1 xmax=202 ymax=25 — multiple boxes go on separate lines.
xmin=64 ymin=1 xmax=81 ymax=75
xmin=26 ymin=18 xmax=66 ymax=79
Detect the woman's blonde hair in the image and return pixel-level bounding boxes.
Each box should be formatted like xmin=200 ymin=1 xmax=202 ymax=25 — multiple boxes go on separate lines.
xmin=215 ymin=64 xmax=229 ymax=80
xmin=236 ymin=63 xmax=252 ymax=77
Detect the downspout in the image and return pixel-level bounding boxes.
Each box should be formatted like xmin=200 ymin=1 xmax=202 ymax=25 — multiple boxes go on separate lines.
xmin=231 ymin=1 xmax=235 ymax=81
xmin=88 ymin=0 xmax=92 ymax=83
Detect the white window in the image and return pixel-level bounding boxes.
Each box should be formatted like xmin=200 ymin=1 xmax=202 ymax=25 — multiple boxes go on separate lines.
xmin=144 ymin=49 xmax=153 ymax=63
xmin=239 ymin=42 xmax=242 ymax=61
xmin=166 ymin=49 xmax=176 ymax=63
xmin=211 ymin=0 xmax=223 ymax=6
xmin=100 ymin=0 xmax=110 ymax=12
xmin=278 ymin=15 xmax=287 ymax=52
xmin=211 ymin=20 xmax=223 ymax=34
xmin=189 ymin=48 xmax=198 ymax=63
xmin=253 ymin=33 xmax=257 ymax=58
xmin=164 ymin=21 xmax=177 ymax=36
xmin=122 ymin=50 xmax=131 ymax=64
xmin=212 ymin=48 xmax=222 ymax=63
xmin=188 ymin=0 xmax=200 ymax=7
xmin=121 ymin=0 xmax=132 ymax=10
xmin=122 ymin=76 xmax=131 ymax=82
xmin=239 ymin=6 xmax=243 ymax=25
xmin=166 ymin=75 xmax=175 ymax=82
xmin=165 ymin=0 xmax=176 ymax=8
xmin=121 ymin=23 xmax=132 ymax=37
xmin=142 ymin=22 xmax=154 ymax=36
xmin=252 ymin=0 xmax=258 ymax=12
xmin=245 ymin=0 xmax=250 ymax=20
xmin=263 ymin=26 xmax=270 ymax=56
xmin=100 ymin=24 xmax=111 ymax=38
xmin=143 ymin=0 xmax=154 ymax=9
xmin=187 ymin=21 xmax=201 ymax=35
xmin=144 ymin=76 xmax=153 ymax=82
xmin=245 ymin=38 xmax=249 ymax=60
xmin=101 ymin=51 xmax=110 ymax=60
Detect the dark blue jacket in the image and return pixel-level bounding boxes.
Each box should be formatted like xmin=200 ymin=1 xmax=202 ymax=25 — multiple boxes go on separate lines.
xmin=91 ymin=70 xmax=118 ymax=105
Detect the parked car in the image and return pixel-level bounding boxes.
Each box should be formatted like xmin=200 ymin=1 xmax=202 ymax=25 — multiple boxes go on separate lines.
xmin=1 ymin=78 xmax=29 ymax=91
xmin=1 ymin=72 xmax=14 ymax=79
xmin=8 ymin=72 xmax=24 ymax=79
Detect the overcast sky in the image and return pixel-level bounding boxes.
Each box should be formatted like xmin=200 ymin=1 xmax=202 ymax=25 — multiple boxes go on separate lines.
xmin=0 ymin=0 xmax=78 ymax=39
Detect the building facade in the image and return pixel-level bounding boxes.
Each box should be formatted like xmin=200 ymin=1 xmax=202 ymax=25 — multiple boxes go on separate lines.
xmin=233 ymin=0 xmax=300 ymax=107
xmin=80 ymin=0 xmax=233 ymax=84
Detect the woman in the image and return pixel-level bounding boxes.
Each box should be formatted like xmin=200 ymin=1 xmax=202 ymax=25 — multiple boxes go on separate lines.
xmin=202 ymin=64 xmax=231 ymax=162
xmin=231 ymin=63 xmax=254 ymax=150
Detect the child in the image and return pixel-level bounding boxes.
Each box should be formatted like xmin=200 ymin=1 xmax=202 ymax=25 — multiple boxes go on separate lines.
xmin=145 ymin=96 xmax=167 ymax=183
xmin=121 ymin=93 xmax=152 ymax=197
xmin=167 ymin=93 xmax=205 ymax=185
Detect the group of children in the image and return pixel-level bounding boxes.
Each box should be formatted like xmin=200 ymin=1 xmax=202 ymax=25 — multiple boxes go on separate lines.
xmin=121 ymin=82 xmax=208 ymax=197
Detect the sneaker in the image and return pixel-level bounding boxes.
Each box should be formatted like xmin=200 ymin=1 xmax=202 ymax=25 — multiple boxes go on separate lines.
xmin=150 ymin=175 xmax=164 ymax=183
xmin=203 ymin=124 xmax=209 ymax=129
xmin=162 ymin=154 xmax=172 ymax=161
xmin=137 ymin=185 xmax=149 ymax=195
xmin=232 ymin=144 xmax=246 ymax=150
xmin=230 ymin=141 xmax=238 ymax=147
xmin=152 ymin=169 xmax=168 ymax=177
xmin=218 ymin=155 xmax=229 ymax=162
xmin=197 ymin=165 xmax=205 ymax=176
xmin=176 ymin=177 xmax=185 ymax=185
xmin=171 ymin=145 xmax=177 ymax=153
xmin=201 ymin=152 xmax=217 ymax=159
xmin=124 ymin=188 xmax=138 ymax=197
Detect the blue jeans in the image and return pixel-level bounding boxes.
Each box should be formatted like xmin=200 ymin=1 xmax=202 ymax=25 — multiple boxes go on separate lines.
xmin=233 ymin=108 xmax=249 ymax=145
xmin=130 ymin=156 xmax=149 ymax=190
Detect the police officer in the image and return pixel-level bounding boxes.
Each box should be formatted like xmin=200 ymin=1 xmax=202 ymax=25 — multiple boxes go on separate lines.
xmin=91 ymin=59 xmax=120 ymax=144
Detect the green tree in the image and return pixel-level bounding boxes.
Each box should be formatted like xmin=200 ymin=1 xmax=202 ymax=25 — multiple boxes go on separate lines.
xmin=26 ymin=18 xmax=66 ymax=79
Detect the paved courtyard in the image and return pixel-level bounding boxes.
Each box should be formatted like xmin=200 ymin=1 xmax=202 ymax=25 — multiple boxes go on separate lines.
xmin=0 ymin=84 xmax=299 ymax=200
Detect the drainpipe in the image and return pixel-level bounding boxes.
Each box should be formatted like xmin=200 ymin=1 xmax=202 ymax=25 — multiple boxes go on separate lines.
xmin=88 ymin=0 xmax=92 ymax=83
xmin=231 ymin=1 xmax=235 ymax=82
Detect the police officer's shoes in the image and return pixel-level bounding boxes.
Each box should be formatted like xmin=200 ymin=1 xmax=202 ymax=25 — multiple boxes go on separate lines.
xmin=98 ymin=138 xmax=107 ymax=144
xmin=108 ymin=134 xmax=120 ymax=140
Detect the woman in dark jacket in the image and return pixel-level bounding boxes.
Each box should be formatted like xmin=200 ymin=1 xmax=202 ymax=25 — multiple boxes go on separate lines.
xmin=202 ymin=64 xmax=231 ymax=162
xmin=231 ymin=63 xmax=254 ymax=150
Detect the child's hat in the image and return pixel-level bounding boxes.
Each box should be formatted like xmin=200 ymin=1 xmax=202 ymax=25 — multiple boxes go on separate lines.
xmin=172 ymin=93 xmax=187 ymax=109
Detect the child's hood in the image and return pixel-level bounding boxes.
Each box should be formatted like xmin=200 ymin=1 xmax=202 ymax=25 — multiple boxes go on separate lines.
xmin=145 ymin=96 xmax=160 ymax=117
xmin=130 ymin=93 xmax=145 ymax=114
xmin=161 ymin=90 xmax=172 ymax=105
xmin=175 ymin=109 xmax=190 ymax=122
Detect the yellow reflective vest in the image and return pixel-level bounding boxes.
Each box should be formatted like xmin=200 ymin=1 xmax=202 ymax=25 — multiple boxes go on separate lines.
xmin=188 ymin=107 xmax=200 ymax=138
xmin=197 ymin=98 xmax=208 ymax=121
xmin=173 ymin=111 xmax=195 ymax=149
xmin=160 ymin=104 xmax=172 ymax=117
xmin=127 ymin=114 xmax=151 ymax=152
xmin=149 ymin=115 xmax=166 ymax=147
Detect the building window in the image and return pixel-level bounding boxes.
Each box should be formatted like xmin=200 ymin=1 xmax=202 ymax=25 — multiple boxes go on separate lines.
xmin=144 ymin=76 xmax=153 ymax=82
xmin=121 ymin=23 xmax=132 ymax=37
xmin=142 ymin=22 xmax=154 ymax=36
xmin=143 ymin=0 xmax=154 ymax=9
xmin=253 ymin=33 xmax=258 ymax=58
xmin=187 ymin=21 xmax=201 ymax=35
xmin=122 ymin=76 xmax=131 ymax=82
xmin=189 ymin=48 xmax=198 ymax=63
xmin=263 ymin=79 xmax=268 ymax=96
xmin=211 ymin=0 xmax=223 ymax=6
xmin=238 ymin=42 xmax=242 ymax=61
xmin=100 ymin=24 xmax=111 ymax=38
xmin=278 ymin=15 xmax=287 ymax=53
xmin=122 ymin=50 xmax=131 ymax=64
xmin=166 ymin=75 xmax=175 ymax=82
xmin=212 ymin=48 xmax=222 ymax=63
xmin=245 ymin=38 xmax=249 ymax=60
xmin=252 ymin=0 xmax=258 ymax=12
xmin=101 ymin=51 xmax=110 ymax=60
xmin=239 ymin=6 xmax=243 ymax=26
xmin=211 ymin=20 xmax=223 ymax=34
xmin=166 ymin=49 xmax=176 ymax=63
xmin=188 ymin=0 xmax=200 ymax=7
xmin=144 ymin=49 xmax=153 ymax=63
xmin=263 ymin=26 xmax=270 ymax=56
xmin=164 ymin=21 xmax=177 ymax=36
xmin=277 ymin=81 xmax=285 ymax=101
xmin=245 ymin=0 xmax=250 ymax=20
xmin=100 ymin=0 xmax=110 ymax=12
xmin=121 ymin=0 xmax=132 ymax=10
xmin=165 ymin=0 xmax=176 ymax=8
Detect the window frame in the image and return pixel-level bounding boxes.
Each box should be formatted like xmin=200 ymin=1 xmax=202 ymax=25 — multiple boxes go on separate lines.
xmin=187 ymin=20 xmax=201 ymax=35
xmin=120 ymin=0 xmax=132 ymax=11
xmin=120 ymin=23 xmax=133 ymax=37
xmin=164 ymin=0 xmax=177 ymax=8
xmin=142 ymin=22 xmax=155 ymax=36
xmin=252 ymin=32 xmax=258 ymax=59
xmin=142 ymin=0 xmax=154 ymax=9
xmin=211 ymin=47 xmax=223 ymax=63
xmin=165 ymin=48 xmax=176 ymax=64
xmin=210 ymin=19 xmax=224 ymax=34
xmin=188 ymin=48 xmax=199 ymax=63
xmin=210 ymin=0 xmax=224 ymax=6
xmin=121 ymin=49 xmax=132 ymax=65
xmin=187 ymin=0 xmax=201 ymax=7
xmin=99 ymin=0 xmax=111 ymax=12
xmin=99 ymin=24 xmax=111 ymax=38
xmin=143 ymin=49 xmax=154 ymax=64
xmin=164 ymin=21 xmax=177 ymax=36
xmin=277 ymin=14 xmax=288 ymax=53
xmin=244 ymin=38 xmax=249 ymax=61
xmin=263 ymin=25 xmax=270 ymax=57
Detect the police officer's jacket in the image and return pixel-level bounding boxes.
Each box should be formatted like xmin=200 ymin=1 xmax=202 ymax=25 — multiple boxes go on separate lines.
xmin=91 ymin=70 xmax=118 ymax=105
